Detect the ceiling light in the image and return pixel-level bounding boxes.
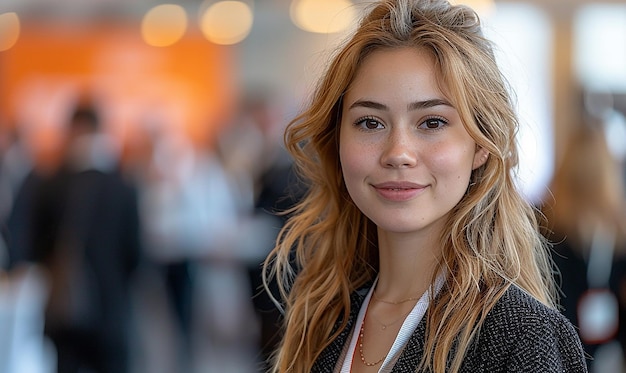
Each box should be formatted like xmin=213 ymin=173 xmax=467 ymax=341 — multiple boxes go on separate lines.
xmin=199 ymin=1 xmax=254 ymax=45
xmin=450 ymin=0 xmax=496 ymax=18
xmin=0 ymin=12 xmax=20 ymax=52
xmin=141 ymin=4 xmax=188 ymax=47
xmin=290 ymin=0 xmax=355 ymax=34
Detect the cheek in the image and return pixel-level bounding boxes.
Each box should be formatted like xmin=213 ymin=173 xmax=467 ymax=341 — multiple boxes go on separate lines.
xmin=427 ymin=143 xmax=475 ymax=182
xmin=339 ymin=138 xmax=382 ymax=203
xmin=340 ymin=141 xmax=366 ymax=182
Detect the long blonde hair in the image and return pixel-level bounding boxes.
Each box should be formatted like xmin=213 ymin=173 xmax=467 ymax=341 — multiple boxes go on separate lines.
xmin=263 ymin=0 xmax=556 ymax=372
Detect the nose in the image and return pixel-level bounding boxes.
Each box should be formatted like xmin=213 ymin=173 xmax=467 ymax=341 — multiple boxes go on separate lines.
xmin=380 ymin=128 xmax=417 ymax=168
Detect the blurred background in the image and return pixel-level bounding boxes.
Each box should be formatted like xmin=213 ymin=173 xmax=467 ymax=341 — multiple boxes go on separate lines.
xmin=0 ymin=0 xmax=625 ymax=372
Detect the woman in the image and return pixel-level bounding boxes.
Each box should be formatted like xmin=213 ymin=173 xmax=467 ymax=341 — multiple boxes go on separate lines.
xmin=263 ymin=0 xmax=588 ymax=372
xmin=544 ymin=122 xmax=626 ymax=370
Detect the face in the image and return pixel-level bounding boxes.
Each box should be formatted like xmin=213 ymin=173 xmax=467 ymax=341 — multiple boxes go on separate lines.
xmin=339 ymin=47 xmax=488 ymax=237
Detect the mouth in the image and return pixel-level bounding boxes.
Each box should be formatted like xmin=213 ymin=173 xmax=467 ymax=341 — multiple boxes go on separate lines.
xmin=372 ymin=181 xmax=426 ymax=190
xmin=371 ymin=182 xmax=427 ymax=201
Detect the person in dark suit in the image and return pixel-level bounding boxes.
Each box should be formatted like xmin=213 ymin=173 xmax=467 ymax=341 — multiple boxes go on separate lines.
xmin=7 ymin=102 xmax=142 ymax=373
xmin=261 ymin=0 xmax=588 ymax=372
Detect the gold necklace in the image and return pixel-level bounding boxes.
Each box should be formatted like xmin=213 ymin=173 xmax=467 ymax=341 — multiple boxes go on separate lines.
xmin=372 ymin=292 xmax=421 ymax=305
xmin=358 ymin=320 xmax=385 ymax=366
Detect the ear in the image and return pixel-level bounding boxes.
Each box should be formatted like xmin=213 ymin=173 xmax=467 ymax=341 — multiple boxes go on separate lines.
xmin=472 ymin=146 xmax=489 ymax=170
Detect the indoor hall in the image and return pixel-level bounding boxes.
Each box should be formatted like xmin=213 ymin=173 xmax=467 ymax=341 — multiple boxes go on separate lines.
xmin=1 ymin=0 xmax=625 ymax=372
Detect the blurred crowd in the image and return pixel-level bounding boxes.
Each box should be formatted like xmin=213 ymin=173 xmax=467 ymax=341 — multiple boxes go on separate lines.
xmin=0 ymin=90 xmax=304 ymax=373
xmin=1 ymin=85 xmax=626 ymax=373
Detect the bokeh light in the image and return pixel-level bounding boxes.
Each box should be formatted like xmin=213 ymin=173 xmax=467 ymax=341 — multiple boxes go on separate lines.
xmin=290 ymin=0 xmax=355 ymax=34
xmin=141 ymin=4 xmax=188 ymax=47
xmin=450 ymin=0 xmax=496 ymax=18
xmin=0 ymin=12 xmax=21 ymax=52
xmin=200 ymin=1 xmax=253 ymax=45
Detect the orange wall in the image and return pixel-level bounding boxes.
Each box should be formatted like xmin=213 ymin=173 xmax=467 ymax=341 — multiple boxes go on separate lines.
xmin=0 ymin=19 xmax=238 ymax=168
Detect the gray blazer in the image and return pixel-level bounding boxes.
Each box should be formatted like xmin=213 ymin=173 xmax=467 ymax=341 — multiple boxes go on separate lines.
xmin=312 ymin=284 xmax=588 ymax=372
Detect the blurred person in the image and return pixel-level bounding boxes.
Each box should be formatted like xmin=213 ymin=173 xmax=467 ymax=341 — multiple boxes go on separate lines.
xmin=6 ymin=101 xmax=142 ymax=373
xmin=217 ymin=91 xmax=307 ymax=369
xmin=262 ymin=0 xmax=587 ymax=372
xmin=0 ymin=124 xmax=34 ymax=269
xmin=0 ymin=264 xmax=55 ymax=373
xmin=137 ymin=129 xmax=226 ymax=372
xmin=0 ymin=123 xmax=55 ymax=373
xmin=196 ymin=112 xmax=292 ymax=372
xmin=0 ymin=124 xmax=13 ymax=268
xmin=138 ymin=121 xmax=270 ymax=372
xmin=543 ymin=122 xmax=626 ymax=372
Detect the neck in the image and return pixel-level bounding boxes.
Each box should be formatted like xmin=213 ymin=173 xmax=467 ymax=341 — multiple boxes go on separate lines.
xmin=375 ymin=229 xmax=440 ymax=301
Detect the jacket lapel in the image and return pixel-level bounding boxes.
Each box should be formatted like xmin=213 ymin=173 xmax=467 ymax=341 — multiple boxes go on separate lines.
xmin=391 ymin=317 xmax=427 ymax=372
xmin=311 ymin=287 xmax=369 ymax=372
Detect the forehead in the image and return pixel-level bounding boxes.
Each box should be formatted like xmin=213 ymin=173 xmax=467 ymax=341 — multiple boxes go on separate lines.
xmin=345 ymin=47 xmax=448 ymax=102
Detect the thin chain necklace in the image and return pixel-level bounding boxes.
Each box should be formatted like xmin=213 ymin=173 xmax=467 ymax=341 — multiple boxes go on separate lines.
xmin=359 ymin=288 xmax=422 ymax=366
xmin=358 ymin=312 xmax=385 ymax=367
xmin=368 ymin=305 xmax=413 ymax=330
xmin=372 ymin=292 xmax=421 ymax=305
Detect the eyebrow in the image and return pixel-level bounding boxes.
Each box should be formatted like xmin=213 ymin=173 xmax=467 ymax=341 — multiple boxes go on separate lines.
xmin=348 ymin=98 xmax=453 ymax=111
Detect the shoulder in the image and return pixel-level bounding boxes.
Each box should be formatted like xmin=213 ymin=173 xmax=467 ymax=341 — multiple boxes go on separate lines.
xmin=467 ymin=285 xmax=588 ymax=372
xmin=486 ymin=284 xmax=568 ymax=329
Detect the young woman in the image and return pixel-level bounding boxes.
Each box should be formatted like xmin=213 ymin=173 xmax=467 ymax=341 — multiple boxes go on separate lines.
xmin=263 ymin=0 xmax=588 ymax=372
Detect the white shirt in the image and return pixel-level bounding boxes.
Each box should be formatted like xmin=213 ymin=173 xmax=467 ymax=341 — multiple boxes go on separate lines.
xmin=337 ymin=274 xmax=445 ymax=373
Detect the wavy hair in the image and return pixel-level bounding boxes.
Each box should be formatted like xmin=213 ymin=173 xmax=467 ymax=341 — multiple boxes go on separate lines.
xmin=263 ymin=0 xmax=556 ymax=372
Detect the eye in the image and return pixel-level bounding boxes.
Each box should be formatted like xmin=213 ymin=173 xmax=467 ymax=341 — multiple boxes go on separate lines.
xmin=419 ymin=117 xmax=448 ymax=130
xmin=355 ymin=116 xmax=384 ymax=130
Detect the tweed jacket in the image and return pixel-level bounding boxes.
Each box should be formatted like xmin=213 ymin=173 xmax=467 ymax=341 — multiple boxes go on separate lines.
xmin=311 ymin=284 xmax=588 ymax=372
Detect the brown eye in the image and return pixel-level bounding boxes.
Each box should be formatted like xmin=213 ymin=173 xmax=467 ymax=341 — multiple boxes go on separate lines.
xmin=365 ymin=118 xmax=380 ymax=129
xmin=419 ymin=117 xmax=447 ymax=130
xmin=355 ymin=116 xmax=384 ymax=130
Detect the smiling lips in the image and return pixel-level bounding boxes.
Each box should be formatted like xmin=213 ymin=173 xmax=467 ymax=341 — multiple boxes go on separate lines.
xmin=372 ymin=181 xmax=427 ymax=202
